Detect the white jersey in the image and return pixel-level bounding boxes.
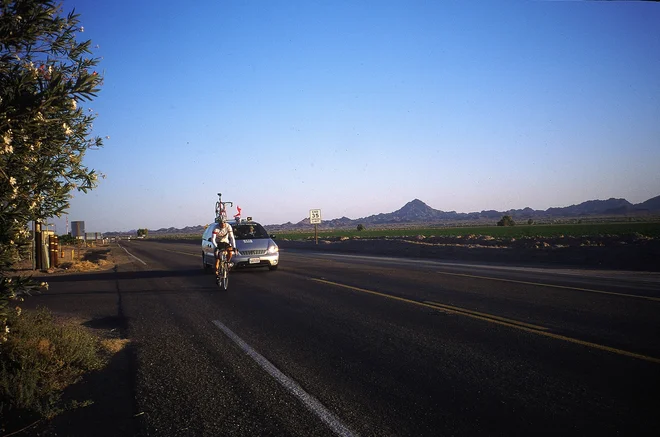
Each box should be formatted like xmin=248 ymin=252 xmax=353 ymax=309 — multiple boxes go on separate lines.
xmin=212 ymin=222 xmax=236 ymax=248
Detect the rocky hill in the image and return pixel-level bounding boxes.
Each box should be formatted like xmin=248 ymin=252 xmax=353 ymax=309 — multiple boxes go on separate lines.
xmin=268 ymin=196 xmax=660 ymax=232
xmin=635 ymin=195 xmax=660 ymax=212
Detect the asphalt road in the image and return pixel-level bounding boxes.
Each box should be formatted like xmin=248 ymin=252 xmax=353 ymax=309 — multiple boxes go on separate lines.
xmin=25 ymin=240 xmax=660 ymax=436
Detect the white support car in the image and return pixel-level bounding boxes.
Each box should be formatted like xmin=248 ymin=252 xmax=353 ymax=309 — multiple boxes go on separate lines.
xmin=202 ymin=219 xmax=279 ymax=271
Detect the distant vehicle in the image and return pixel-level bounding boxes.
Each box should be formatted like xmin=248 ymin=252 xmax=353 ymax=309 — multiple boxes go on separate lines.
xmin=202 ymin=219 xmax=279 ymax=271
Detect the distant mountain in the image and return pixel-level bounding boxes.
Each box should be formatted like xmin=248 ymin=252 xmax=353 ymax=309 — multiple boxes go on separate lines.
xmin=383 ymin=199 xmax=466 ymax=221
xmin=269 ymin=195 xmax=660 ymax=231
xmin=545 ymin=198 xmax=634 ymax=217
xmin=105 ymin=224 xmax=207 ymax=237
xmin=104 ymin=195 xmax=660 ymax=235
xmin=635 ymin=195 xmax=660 ymax=212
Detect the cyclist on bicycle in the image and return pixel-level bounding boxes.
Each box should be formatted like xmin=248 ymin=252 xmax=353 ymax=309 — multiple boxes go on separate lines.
xmin=212 ymin=216 xmax=236 ymax=275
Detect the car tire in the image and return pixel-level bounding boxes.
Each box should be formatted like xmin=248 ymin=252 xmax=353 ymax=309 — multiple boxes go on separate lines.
xmin=268 ymin=265 xmax=278 ymax=271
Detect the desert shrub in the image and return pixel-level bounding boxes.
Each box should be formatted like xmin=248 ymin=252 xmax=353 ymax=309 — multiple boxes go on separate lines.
xmin=0 ymin=308 xmax=105 ymax=432
xmin=497 ymin=215 xmax=516 ymax=226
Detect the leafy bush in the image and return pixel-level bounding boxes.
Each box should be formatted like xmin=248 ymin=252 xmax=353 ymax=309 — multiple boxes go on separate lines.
xmin=58 ymin=234 xmax=77 ymax=245
xmin=0 ymin=308 xmax=105 ymax=432
xmin=497 ymin=215 xmax=516 ymax=226
xmin=1 ymin=0 xmax=104 ymax=343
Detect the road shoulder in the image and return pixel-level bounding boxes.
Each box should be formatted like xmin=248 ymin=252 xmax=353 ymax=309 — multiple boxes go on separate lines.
xmin=16 ymin=245 xmax=139 ymax=436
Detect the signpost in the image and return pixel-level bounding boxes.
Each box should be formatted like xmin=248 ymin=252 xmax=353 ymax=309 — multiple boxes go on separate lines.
xmin=309 ymin=209 xmax=321 ymax=244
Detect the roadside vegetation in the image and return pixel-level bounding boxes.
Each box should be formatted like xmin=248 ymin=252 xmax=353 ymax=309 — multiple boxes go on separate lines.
xmin=1 ymin=0 xmax=104 ymax=337
xmin=0 ymin=245 xmax=118 ymax=434
xmin=56 ymin=245 xmax=113 ymax=273
xmin=275 ymin=221 xmax=660 ymax=241
xmin=1 ymin=1 xmax=108 ymax=433
xmin=0 ymin=309 xmax=110 ymax=434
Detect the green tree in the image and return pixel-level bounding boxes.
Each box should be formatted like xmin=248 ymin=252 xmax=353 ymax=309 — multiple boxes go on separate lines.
xmin=497 ymin=215 xmax=515 ymax=226
xmin=527 ymin=218 xmax=534 ymax=225
xmin=356 ymin=223 xmax=365 ymax=232
xmin=137 ymin=228 xmax=148 ymax=238
xmin=58 ymin=233 xmax=76 ymax=245
xmin=1 ymin=0 xmax=104 ymax=342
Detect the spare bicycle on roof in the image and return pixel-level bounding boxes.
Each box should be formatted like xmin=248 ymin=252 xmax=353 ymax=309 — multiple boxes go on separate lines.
xmin=215 ymin=192 xmax=233 ymax=223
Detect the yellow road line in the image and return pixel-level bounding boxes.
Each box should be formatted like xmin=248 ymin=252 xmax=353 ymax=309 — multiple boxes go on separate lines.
xmin=310 ymin=278 xmax=660 ymax=365
xmin=423 ymin=301 xmax=548 ymax=330
xmin=435 ymin=271 xmax=660 ymax=302
xmin=311 ymin=278 xmax=546 ymax=331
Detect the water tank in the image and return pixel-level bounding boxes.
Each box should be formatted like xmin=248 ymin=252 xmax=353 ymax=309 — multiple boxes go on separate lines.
xmin=71 ymin=221 xmax=85 ymax=238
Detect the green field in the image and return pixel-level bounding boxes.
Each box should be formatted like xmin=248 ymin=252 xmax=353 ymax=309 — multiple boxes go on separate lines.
xmin=275 ymin=221 xmax=660 ymax=240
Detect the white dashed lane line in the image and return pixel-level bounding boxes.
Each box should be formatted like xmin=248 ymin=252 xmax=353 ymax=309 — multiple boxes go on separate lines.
xmin=211 ymin=320 xmax=357 ymax=437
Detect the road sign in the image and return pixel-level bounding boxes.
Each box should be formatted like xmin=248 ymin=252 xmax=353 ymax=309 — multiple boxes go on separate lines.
xmin=309 ymin=209 xmax=322 ymax=224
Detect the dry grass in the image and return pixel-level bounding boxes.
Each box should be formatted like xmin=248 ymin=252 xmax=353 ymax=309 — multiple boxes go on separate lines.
xmin=100 ymin=338 xmax=130 ymax=354
xmin=57 ymin=259 xmax=112 ymax=272
xmin=52 ymin=247 xmax=114 ymax=273
xmin=9 ymin=246 xmax=116 ymax=275
xmin=1 ymin=309 xmax=130 ymax=434
xmin=0 ymin=309 xmax=106 ymax=428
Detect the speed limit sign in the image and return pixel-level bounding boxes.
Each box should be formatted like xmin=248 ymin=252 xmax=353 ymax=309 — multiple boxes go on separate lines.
xmin=309 ymin=209 xmax=322 ymax=224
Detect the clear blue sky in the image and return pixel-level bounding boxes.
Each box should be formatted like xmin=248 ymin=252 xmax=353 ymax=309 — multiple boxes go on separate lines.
xmin=50 ymin=0 xmax=660 ymax=233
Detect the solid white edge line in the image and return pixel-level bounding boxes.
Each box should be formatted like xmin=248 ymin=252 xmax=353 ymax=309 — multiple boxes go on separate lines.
xmin=117 ymin=243 xmax=147 ymax=265
xmin=294 ymin=251 xmax=660 ymax=281
xmin=211 ymin=320 xmax=357 ymax=437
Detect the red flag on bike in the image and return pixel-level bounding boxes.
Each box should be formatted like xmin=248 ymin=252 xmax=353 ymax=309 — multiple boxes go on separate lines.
xmin=234 ymin=206 xmax=241 ymax=218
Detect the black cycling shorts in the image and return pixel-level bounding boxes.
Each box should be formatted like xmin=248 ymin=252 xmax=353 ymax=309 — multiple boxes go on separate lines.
xmin=214 ymin=242 xmax=231 ymax=257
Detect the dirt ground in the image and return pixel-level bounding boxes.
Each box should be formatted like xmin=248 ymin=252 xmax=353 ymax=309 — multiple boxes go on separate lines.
xmin=55 ymin=245 xmax=115 ymax=273
xmin=12 ymin=244 xmax=116 ymax=276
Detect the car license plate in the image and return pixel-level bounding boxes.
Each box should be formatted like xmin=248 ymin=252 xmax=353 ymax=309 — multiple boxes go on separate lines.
xmin=249 ymin=258 xmax=260 ymax=264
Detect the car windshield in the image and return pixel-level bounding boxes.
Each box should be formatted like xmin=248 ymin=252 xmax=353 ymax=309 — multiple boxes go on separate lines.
xmin=233 ymin=224 xmax=269 ymax=240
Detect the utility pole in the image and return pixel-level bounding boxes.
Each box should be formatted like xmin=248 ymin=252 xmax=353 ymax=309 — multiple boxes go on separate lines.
xmin=34 ymin=220 xmax=43 ymax=270
xmin=31 ymin=221 xmax=36 ymax=270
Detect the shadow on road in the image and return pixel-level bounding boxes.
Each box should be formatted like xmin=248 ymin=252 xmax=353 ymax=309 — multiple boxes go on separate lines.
xmin=45 ymin=268 xmax=208 ymax=283
xmin=45 ymin=266 xmax=272 ymax=284
xmin=32 ymin=343 xmax=139 ymax=437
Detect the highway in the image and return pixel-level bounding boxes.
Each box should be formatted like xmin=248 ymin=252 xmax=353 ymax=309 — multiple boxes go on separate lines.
xmin=32 ymin=239 xmax=660 ymax=436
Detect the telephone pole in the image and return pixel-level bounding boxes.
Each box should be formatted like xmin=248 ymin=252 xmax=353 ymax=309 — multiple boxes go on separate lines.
xmin=34 ymin=220 xmax=43 ymax=270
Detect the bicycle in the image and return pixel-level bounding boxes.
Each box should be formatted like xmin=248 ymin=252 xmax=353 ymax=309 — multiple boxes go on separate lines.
xmin=216 ymin=248 xmax=230 ymax=290
xmin=215 ymin=192 xmax=233 ymax=223
xmin=214 ymin=193 xmax=234 ymax=291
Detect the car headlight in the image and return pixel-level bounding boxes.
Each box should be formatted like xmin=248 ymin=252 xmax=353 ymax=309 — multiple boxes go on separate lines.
xmin=267 ymin=244 xmax=279 ymax=254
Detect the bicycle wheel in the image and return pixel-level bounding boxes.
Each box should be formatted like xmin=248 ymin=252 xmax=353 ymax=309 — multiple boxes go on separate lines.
xmin=217 ymin=253 xmax=229 ymax=290
xmin=219 ymin=262 xmax=229 ymax=290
